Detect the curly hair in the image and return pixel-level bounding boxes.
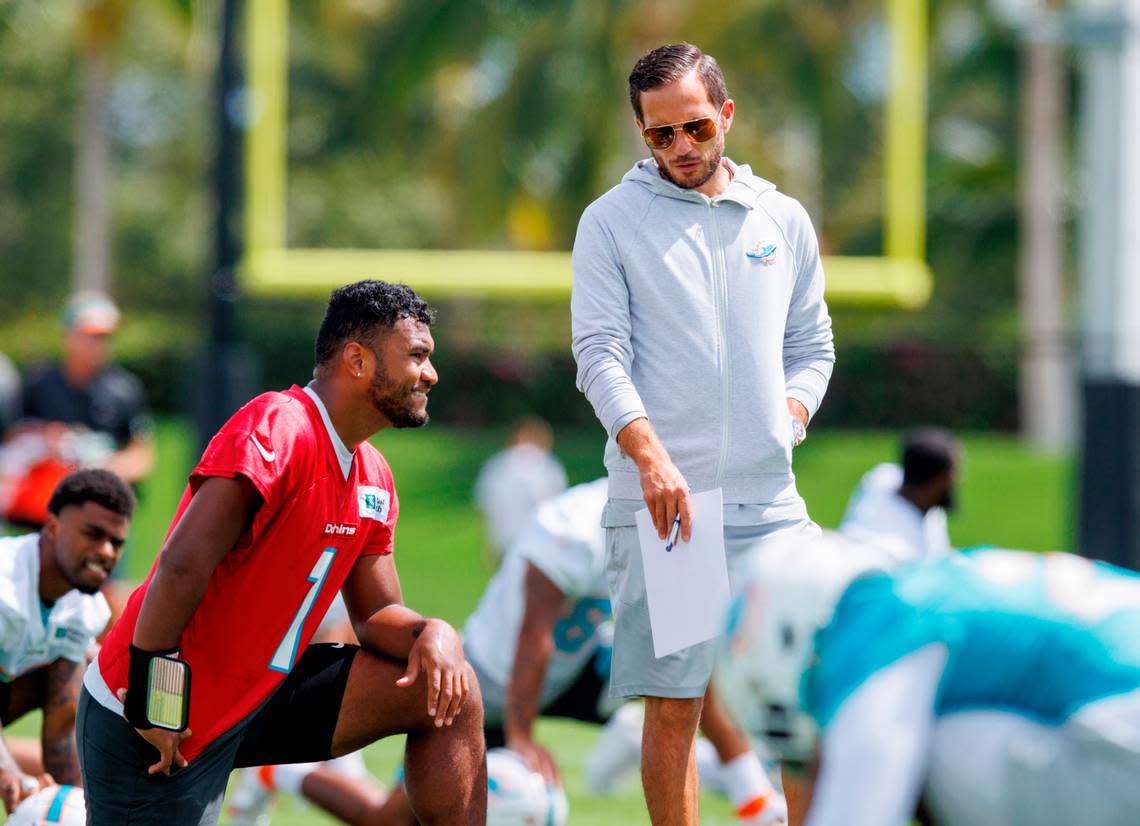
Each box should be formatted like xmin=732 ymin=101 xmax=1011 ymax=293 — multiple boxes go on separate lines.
xmin=314 ymin=279 xmax=435 ymax=368
xmin=47 ymin=469 xmax=136 ymax=518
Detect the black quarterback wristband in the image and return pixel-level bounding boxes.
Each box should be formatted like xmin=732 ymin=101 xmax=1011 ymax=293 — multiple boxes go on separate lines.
xmin=125 ymin=644 xmax=192 ymax=732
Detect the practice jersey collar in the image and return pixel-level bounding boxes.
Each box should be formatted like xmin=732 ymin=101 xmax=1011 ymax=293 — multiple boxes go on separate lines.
xmin=302 ymin=384 xmax=354 ymax=480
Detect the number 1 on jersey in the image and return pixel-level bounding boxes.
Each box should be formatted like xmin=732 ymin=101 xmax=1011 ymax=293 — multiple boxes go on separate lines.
xmin=270 ymin=548 xmax=336 ymax=673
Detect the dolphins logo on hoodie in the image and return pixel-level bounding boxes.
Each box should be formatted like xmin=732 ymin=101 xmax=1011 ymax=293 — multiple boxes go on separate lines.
xmin=745 ymin=242 xmax=777 ymax=265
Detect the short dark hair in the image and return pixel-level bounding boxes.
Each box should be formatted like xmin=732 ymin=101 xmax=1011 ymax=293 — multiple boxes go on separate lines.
xmin=314 ymin=280 xmax=435 ymax=367
xmin=47 ymin=469 xmax=136 ymax=518
xmin=628 ymin=43 xmax=728 ymax=122
xmin=901 ymin=428 xmax=959 ymax=487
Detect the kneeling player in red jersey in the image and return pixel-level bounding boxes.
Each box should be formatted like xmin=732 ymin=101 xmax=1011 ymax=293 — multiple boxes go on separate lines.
xmin=75 ymin=280 xmax=486 ymax=826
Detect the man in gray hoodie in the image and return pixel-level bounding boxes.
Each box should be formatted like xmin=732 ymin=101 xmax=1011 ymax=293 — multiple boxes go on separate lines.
xmin=571 ymin=43 xmax=834 ymax=825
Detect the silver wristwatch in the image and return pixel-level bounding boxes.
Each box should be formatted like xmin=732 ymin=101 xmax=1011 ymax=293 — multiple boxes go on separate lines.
xmin=790 ymin=415 xmax=807 ymax=447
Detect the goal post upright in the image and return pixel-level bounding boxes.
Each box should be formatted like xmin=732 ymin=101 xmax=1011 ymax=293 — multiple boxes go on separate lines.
xmin=241 ymin=0 xmax=933 ymax=309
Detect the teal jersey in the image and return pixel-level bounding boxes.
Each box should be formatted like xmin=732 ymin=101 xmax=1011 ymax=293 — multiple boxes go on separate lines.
xmin=802 ymin=550 xmax=1140 ymax=729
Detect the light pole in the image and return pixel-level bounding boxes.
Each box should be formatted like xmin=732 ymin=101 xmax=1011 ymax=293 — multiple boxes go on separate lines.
xmin=200 ymin=0 xmax=246 ymax=451
xmin=1076 ymin=0 xmax=1140 ymax=567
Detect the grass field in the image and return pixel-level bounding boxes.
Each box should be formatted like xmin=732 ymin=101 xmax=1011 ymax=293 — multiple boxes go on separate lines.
xmin=13 ymin=421 xmax=1072 ymax=824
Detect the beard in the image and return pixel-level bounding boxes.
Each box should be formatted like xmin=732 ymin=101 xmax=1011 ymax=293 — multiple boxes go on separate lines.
xmin=369 ymin=366 xmax=430 ymax=429
xmin=654 ymin=138 xmax=725 ymax=190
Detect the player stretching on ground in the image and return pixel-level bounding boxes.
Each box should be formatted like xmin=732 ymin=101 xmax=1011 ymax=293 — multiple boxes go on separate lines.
xmin=720 ymin=535 xmax=1140 ymax=826
xmin=76 ymin=280 xmax=486 ymax=825
xmin=0 ymin=469 xmax=132 ymax=813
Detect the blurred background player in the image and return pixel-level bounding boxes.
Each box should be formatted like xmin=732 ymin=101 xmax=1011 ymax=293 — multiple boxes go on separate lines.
xmin=473 ymin=416 xmax=567 ymax=561
xmin=2 ymin=292 xmax=153 ymax=534
xmin=0 ymin=351 xmax=19 ymax=437
xmin=466 ymin=477 xmax=784 ymax=824
xmin=0 ymin=469 xmax=133 ymax=814
xmin=7 ymin=783 xmax=87 ymax=825
xmin=236 ymin=478 xmax=787 ymax=825
xmin=839 ymin=427 xmax=960 ymax=561
xmin=720 ymin=535 xmax=1140 ymax=826
xmin=0 ymin=350 xmax=20 ymax=533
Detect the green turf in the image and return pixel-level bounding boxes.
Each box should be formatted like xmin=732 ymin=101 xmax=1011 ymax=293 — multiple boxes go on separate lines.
xmin=74 ymin=421 xmax=1072 ymax=824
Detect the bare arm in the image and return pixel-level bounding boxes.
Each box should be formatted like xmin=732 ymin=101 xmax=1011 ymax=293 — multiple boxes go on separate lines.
xmin=806 ymin=645 xmax=946 ymax=826
xmin=40 ymin=657 xmax=83 ymax=785
xmin=342 ymin=554 xmax=470 ymax=727
xmin=124 ymin=474 xmax=261 ymax=774
xmin=103 ymin=436 xmax=156 ymax=485
xmin=132 ymin=475 xmax=260 ymax=650
xmin=616 ymin=417 xmax=692 ymax=541
xmin=0 ymin=723 xmax=42 ymax=814
xmin=342 ymin=553 xmax=419 ymax=657
xmin=0 ymin=729 xmax=20 ymax=780
xmin=503 ymin=562 xmax=565 ymax=783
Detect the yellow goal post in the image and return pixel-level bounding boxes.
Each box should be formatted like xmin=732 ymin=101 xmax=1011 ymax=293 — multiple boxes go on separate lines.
xmin=243 ymin=0 xmax=931 ymax=309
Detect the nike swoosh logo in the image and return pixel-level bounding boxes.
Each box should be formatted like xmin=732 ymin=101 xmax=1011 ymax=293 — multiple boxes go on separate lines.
xmin=249 ymin=433 xmax=276 ymax=462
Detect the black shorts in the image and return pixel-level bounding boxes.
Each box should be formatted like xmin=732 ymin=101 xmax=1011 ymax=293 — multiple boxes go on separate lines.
xmin=0 ymin=680 xmax=11 ymax=727
xmin=78 ymin=643 xmax=358 ymax=826
xmin=484 ymin=649 xmax=610 ymax=749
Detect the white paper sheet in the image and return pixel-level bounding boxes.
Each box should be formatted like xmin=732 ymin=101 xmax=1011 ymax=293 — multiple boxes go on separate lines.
xmin=635 ymin=488 xmax=730 ymax=658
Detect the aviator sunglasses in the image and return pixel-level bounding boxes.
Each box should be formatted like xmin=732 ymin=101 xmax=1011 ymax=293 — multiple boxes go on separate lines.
xmin=641 ymin=102 xmax=727 ymax=151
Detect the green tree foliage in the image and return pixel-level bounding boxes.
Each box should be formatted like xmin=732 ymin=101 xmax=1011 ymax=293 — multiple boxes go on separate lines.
xmin=0 ymin=0 xmax=1067 ymax=426
xmin=0 ymin=1 xmax=208 ymax=326
xmin=0 ymin=2 xmax=78 ymax=317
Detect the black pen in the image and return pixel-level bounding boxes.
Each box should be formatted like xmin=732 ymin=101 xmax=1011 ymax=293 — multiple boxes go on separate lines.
xmin=665 ymin=514 xmax=682 ymax=551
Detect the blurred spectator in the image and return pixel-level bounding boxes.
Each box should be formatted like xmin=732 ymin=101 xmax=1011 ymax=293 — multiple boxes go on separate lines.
xmin=1 ymin=293 xmax=153 ymax=528
xmin=0 ymin=353 xmax=19 ymax=435
xmin=839 ymin=427 xmax=960 ymax=561
xmin=474 ymin=417 xmax=567 ymax=560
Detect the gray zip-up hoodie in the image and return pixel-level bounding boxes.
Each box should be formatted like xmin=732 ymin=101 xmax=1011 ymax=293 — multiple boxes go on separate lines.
xmin=571 ymin=158 xmax=834 ymax=505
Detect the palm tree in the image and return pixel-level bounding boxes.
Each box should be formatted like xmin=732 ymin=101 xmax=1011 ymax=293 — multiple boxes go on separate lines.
xmin=72 ymin=0 xmax=195 ymax=296
xmin=73 ymin=0 xmax=125 ymax=294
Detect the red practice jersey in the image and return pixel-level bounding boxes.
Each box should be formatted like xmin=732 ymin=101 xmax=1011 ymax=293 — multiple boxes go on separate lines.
xmin=89 ymin=385 xmax=399 ymax=761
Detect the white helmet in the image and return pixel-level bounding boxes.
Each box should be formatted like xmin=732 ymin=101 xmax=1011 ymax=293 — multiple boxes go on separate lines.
xmin=486 ymin=748 xmax=569 ymax=826
xmin=717 ymin=531 xmax=895 ymax=764
xmin=8 ymin=785 xmax=86 ymax=826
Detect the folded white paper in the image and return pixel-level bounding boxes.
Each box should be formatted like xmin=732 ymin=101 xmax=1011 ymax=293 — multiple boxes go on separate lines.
xmin=635 ymin=488 xmax=730 ymax=658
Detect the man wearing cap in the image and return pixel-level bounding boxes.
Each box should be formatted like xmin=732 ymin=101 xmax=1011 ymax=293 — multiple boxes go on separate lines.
xmin=18 ymin=292 xmax=154 ymax=486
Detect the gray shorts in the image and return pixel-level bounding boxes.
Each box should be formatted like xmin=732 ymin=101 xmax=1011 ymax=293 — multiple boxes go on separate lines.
xmin=603 ymin=501 xmax=818 ymax=699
